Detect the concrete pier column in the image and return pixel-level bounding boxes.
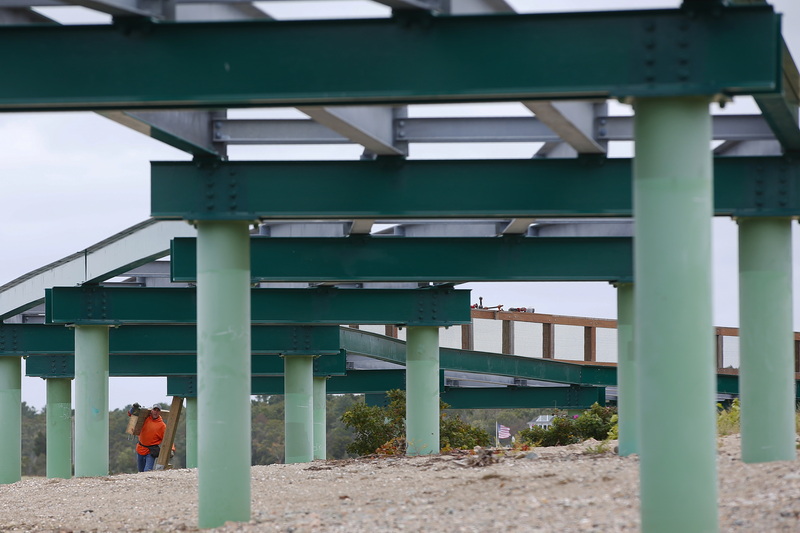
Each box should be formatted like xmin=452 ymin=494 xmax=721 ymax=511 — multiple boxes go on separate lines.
xmin=0 ymin=356 xmax=22 ymax=484
xmin=74 ymin=325 xmax=110 ymax=478
xmin=615 ymin=283 xmax=637 ymax=457
xmin=46 ymin=378 xmax=72 ymax=479
xmin=197 ymin=220 xmax=251 ymax=528
xmin=185 ymin=396 xmax=198 ymax=469
xmin=405 ymin=326 xmax=439 ymax=456
xmin=738 ymin=217 xmax=796 ymax=463
xmin=313 ymin=376 xmax=327 ymax=460
xmin=633 ymin=96 xmax=717 ymax=532
xmin=284 ymin=355 xmax=314 ymax=464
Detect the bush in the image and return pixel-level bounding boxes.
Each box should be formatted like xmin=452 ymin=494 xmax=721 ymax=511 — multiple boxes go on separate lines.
xmin=717 ymin=398 xmax=740 ymax=436
xmin=340 ymin=389 xmax=490 ymax=455
xmin=518 ymin=403 xmax=617 ymax=447
xmin=574 ymin=403 xmax=617 ymax=441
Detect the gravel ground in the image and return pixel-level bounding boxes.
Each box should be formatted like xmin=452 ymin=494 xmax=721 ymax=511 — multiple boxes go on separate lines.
xmin=1 ymin=435 xmax=799 ymax=532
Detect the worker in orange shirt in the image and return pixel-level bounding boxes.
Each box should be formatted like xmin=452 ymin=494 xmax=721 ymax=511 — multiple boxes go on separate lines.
xmin=128 ymin=403 xmax=167 ymax=472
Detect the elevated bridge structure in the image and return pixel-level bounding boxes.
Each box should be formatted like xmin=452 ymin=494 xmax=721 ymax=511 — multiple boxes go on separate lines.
xmin=0 ymin=1 xmax=799 ymax=531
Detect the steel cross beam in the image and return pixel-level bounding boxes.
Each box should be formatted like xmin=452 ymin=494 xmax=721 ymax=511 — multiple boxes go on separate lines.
xmin=210 ymin=114 xmax=775 ymax=145
xmin=339 ymin=328 xmax=617 ymax=387
xmin=0 ymin=323 xmax=340 ymax=355
xmin=151 ymin=156 xmax=800 ymax=221
xmin=166 ymin=373 xmax=606 ymax=409
xmin=339 ymin=329 xmax=800 ymax=398
xmin=0 ymin=7 xmax=780 ymax=111
xmin=24 ymin=349 xmax=347 ymax=378
xmin=45 ymin=286 xmax=471 ymax=326
xmin=169 ymin=235 xmax=633 ymax=283
xmin=171 ymin=234 xmax=632 ymax=283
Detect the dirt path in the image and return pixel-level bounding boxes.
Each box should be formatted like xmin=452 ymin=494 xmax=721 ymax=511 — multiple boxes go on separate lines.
xmin=1 ymin=435 xmax=798 ymax=532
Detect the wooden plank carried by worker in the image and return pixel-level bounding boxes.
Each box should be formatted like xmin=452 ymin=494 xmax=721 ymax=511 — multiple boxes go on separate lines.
xmin=126 ymin=407 xmax=171 ymax=435
xmin=156 ymin=396 xmax=183 ymax=470
xmin=125 ymin=408 xmax=151 ymax=436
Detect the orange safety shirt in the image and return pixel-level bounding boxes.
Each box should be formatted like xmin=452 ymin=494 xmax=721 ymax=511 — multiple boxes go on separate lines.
xmin=136 ymin=414 xmax=166 ymax=456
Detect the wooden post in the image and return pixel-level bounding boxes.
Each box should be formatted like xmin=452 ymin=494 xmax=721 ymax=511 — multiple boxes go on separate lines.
xmin=502 ymin=320 xmax=515 ymax=355
xmin=583 ymin=326 xmax=597 ymax=362
xmin=156 ymin=397 xmax=184 ymax=470
xmin=795 ymin=338 xmax=800 ymax=374
xmin=384 ymin=325 xmax=398 ymax=338
xmin=542 ymin=323 xmax=554 ymax=359
xmin=461 ymin=323 xmax=474 ymax=350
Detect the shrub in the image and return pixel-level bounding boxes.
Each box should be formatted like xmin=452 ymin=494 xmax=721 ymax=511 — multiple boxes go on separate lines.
xmin=574 ymin=403 xmax=617 ymax=441
xmin=518 ymin=403 xmax=618 ymax=448
xmin=519 ymin=416 xmax=580 ymax=447
xmin=717 ymin=398 xmax=740 ymax=436
xmin=340 ymin=389 xmax=490 ymax=455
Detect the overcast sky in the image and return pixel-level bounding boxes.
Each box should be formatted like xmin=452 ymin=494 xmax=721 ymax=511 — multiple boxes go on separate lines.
xmin=2 ymin=0 xmax=799 ymax=409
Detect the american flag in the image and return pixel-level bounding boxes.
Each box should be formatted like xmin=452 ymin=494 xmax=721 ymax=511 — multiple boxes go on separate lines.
xmin=497 ymin=423 xmax=511 ymax=439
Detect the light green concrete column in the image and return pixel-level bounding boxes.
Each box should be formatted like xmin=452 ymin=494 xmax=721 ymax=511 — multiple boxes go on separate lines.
xmin=185 ymin=396 xmax=198 ymax=469
xmin=284 ymin=355 xmax=314 ymax=463
xmin=197 ymin=220 xmax=251 ymax=529
xmin=313 ymin=376 xmax=327 ymax=460
xmin=738 ymin=217 xmax=796 ymax=463
xmin=0 ymin=357 xmax=21 ymax=484
xmin=74 ymin=325 xmax=110 ymax=478
xmin=46 ymin=378 xmax=72 ymax=479
xmin=615 ymin=283 xmax=637 ymax=457
xmin=406 ymin=326 xmax=439 ymax=456
xmin=633 ymin=97 xmax=717 ymax=532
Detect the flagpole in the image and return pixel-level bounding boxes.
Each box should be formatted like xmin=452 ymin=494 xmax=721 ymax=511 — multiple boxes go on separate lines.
xmin=495 ymin=420 xmax=498 ymax=448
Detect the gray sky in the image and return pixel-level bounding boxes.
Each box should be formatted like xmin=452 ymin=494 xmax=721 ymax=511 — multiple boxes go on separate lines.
xmin=2 ymin=0 xmax=799 ymax=409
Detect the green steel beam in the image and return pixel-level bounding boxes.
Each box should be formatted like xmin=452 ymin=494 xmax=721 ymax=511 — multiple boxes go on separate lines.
xmin=45 ymin=286 xmax=471 ymax=326
xmin=364 ymin=385 xmax=605 ymax=409
xmin=441 ymin=385 xmax=605 ymax=409
xmin=27 ymin=350 xmax=347 ymax=378
xmin=715 ymin=373 xmax=800 ymax=398
xmin=0 ymin=7 xmax=780 ymax=111
xmin=753 ymin=41 xmax=800 ymax=151
xmin=166 ymin=371 xmax=603 ymax=408
xmin=339 ymin=328 xmax=617 ymax=386
xmin=151 ymin=156 xmax=800 ymax=221
xmin=0 ymin=324 xmax=74 ymax=355
xmin=340 ymin=328 xmax=800 ymax=396
xmin=0 ymin=324 xmax=340 ymax=355
xmin=171 ymin=235 xmax=633 ymax=283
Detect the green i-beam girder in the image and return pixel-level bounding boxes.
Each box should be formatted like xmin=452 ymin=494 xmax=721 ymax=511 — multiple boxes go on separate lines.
xmin=0 ymin=324 xmax=340 ymax=356
xmin=21 ymin=327 xmax=799 ymax=396
xmin=164 ymin=372 xmax=606 ymax=409
xmin=170 ymin=236 xmax=633 ymax=283
xmin=0 ymin=7 xmax=780 ymax=112
xmin=151 ymin=156 xmax=800 ymax=221
xmin=24 ymin=350 xmax=347 ymax=378
xmin=44 ymin=286 xmax=471 ymax=326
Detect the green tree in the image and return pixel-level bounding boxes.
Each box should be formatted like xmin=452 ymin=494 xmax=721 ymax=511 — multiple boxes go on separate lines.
xmin=340 ymin=389 xmax=490 ymax=455
xmin=518 ymin=403 xmax=618 ymax=447
xmin=21 ymin=402 xmax=46 ymax=476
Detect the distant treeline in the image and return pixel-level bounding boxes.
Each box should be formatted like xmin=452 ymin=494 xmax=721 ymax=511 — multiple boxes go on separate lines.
xmin=20 ymin=396 xmax=552 ymax=476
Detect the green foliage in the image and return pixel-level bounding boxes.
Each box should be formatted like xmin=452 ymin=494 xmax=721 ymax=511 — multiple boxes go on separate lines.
xmin=21 ymin=402 xmax=45 ymax=476
xmin=340 ymin=389 xmax=490 ymax=456
xmin=250 ymin=394 xmax=361 ymax=464
xmin=340 ymin=402 xmax=399 ymax=456
xmin=717 ymin=398 xmax=741 ymax=436
xmin=518 ymin=403 xmax=618 ymax=447
xmin=440 ymin=413 xmax=491 ymax=450
xmin=573 ymin=403 xmax=617 ymax=441
xmin=607 ymin=414 xmax=619 ymax=440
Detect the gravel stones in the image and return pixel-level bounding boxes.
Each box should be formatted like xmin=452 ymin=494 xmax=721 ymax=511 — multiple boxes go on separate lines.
xmin=0 ymin=435 xmax=797 ymax=532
